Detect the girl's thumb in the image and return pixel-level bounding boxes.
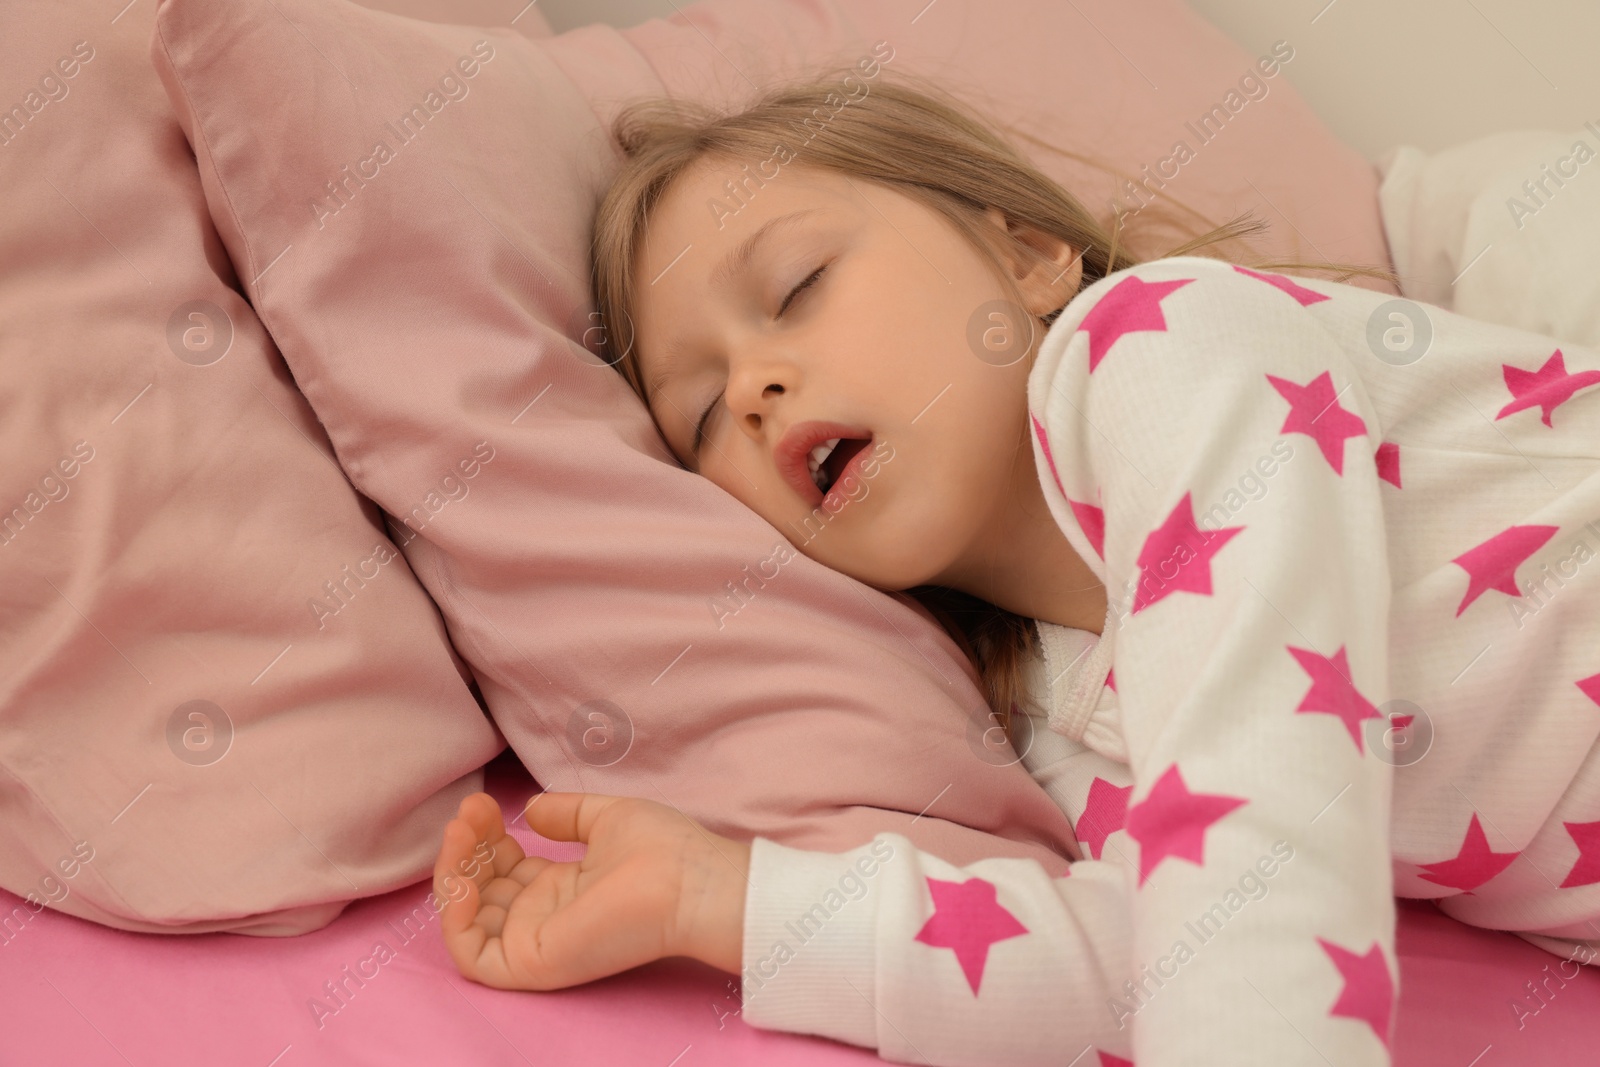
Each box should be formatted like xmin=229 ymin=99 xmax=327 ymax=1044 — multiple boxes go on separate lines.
xmin=523 ymin=791 xmax=607 ymax=843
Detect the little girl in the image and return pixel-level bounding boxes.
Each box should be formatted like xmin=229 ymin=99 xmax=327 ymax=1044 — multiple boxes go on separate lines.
xmin=433 ymin=68 xmax=1600 ymax=1066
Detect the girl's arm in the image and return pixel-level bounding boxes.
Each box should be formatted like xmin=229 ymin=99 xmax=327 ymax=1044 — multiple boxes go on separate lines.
xmin=1030 ymin=255 xmax=1399 ymax=1065
xmin=435 ymin=739 xmax=1147 ymax=1066
xmin=736 ymin=713 xmax=1145 ymax=1067
xmin=740 ymin=832 xmax=1137 ymax=1064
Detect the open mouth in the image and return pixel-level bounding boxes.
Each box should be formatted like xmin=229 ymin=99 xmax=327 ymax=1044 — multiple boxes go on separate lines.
xmin=808 ymin=436 xmax=873 ymax=495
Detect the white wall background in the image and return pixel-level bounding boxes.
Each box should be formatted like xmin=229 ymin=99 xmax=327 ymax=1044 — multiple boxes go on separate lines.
xmin=530 ymin=0 xmax=1598 ymax=160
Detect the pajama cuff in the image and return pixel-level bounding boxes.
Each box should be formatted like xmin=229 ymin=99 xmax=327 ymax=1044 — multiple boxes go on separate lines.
xmin=739 ymin=834 xmax=881 ymax=1048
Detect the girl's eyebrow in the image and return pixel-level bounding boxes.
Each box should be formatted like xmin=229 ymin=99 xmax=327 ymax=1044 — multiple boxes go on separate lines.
xmin=709 ymin=208 xmax=819 ymax=291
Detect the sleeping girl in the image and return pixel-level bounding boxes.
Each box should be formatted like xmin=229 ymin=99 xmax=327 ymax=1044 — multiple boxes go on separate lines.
xmin=432 ymin=67 xmax=1600 ymax=1066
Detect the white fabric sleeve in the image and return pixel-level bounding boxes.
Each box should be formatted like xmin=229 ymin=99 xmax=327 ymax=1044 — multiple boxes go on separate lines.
xmin=739 ymin=830 xmax=1138 ymax=1066
xmin=1029 ymin=256 xmax=1399 ymax=1065
xmin=734 ymin=628 xmax=1148 ymax=1065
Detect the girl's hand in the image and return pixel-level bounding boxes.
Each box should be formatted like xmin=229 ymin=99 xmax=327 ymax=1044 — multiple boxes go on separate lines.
xmin=433 ymin=790 xmax=751 ymax=990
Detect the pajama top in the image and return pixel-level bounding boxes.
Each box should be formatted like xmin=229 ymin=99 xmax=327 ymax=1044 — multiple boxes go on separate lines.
xmin=734 ymin=255 xmax=1600 ymax=1066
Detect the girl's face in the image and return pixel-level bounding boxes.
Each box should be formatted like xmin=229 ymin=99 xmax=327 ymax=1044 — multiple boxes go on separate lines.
xmin=630 ymin=158 xmax=1081 ymax=594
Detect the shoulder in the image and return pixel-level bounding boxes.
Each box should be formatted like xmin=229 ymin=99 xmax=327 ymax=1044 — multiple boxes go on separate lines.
xmin=1024 ymin=255 xmax=1374 ymax=516
xmin=1027 ymin=257 xmax=1349 ymax=407
xmin=1050 ymin=255 xmax=1338 ymax=349
xmin=1069 ymin=254 xmax=1337 ymax=305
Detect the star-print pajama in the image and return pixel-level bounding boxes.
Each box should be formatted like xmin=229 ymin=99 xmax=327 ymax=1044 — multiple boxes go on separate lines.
xmin=734 ymin=255 xmax=1600 ymax=1066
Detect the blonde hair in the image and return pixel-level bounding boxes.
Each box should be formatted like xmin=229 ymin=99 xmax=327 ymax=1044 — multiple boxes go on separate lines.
xmin=590 ymin=65 xmax=1396 ymax=744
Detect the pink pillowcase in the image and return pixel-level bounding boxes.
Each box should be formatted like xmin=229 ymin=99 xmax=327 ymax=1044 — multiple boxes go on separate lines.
xmin=613 ymin=1 xmax=1395 ymax=284
xmin=0 ymin=0 xmax=504 ymax=936
xmin=150 ymin=0 xmax=1394 ymax=877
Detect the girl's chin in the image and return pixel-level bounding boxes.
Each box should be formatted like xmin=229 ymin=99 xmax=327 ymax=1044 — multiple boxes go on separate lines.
xmin=850 ymin=552 xmax=948 ymax=596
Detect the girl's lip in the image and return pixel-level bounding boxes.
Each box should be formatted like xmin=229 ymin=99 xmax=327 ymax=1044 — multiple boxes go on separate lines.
xmin=775 ymin=420 xmax=874 ymax=506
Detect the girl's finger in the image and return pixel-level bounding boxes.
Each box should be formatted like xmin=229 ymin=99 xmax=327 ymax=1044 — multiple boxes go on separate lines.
xmin=435 ymin=819 xmax=486 ymax=943
xmin=453 ymin=792 xmax=527 ymax=881
xmin=435 ymin=820 xmax=524 ymax=989
xmin=455 ymin=791 xmax=502 ymax=838
xmin=523 ymin=791 xmax=614 ymax=845
xmin=480 ymin=873 xmax=527 ymax=912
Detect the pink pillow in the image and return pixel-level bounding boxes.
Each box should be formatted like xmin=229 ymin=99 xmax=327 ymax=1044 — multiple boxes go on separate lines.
xmin=149 ymin=0 xmax=1393 ymax=874
xmin=0 ymin=0 xmax=504 ymax=936
xmin=611 ymin=1 xmax=1395 ymax=285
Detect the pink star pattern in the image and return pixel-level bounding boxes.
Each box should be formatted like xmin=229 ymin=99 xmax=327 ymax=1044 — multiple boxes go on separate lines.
xmin=1131 ymin=493 xmax=1244 ymax=615
xmin=1317 ymin=938 xmax=1394 ymax=1049
xmin=1125 ymin=764 xmax=1247 ymax=886
xmin=1450 ymin=523 xmax=1560 ymax=616
xmin=913 ymin=876 xmax=1029 ymax=995
xmin=1287 ymin=645 xmax=1383 ymax=753
xmin=1232 ymin=264 xmax=1331 ymax=306
xmin=1266 ymin=370 xmax=1368 ymax=475
xmin=1105 ymin=667 xmax=1117 ymax=693
xmin=1559 ymin=820 xmax=1600 ymax=888
xmin=1417 ymin=812 xmax=1521 ymax=892
xmin=1076 ymin=776 xmax=1133 ymax=860
xmin=1495 ymin=349 xmax=1600 ymax=427
xmin=1031 ymin=413 xmax=1067 ymax=499
xmin=1069 ymin=495 xmax=1106 ymax=560
xmin=1375 ymin=440 xmax=1402 ymax=487
xmin=1098 ymin=1054 xmax=1135 ymax=1067
xmin=1578 ymin=672 xmax=1600 ymax=707
xmin=1077 ymin=276 xmax=1194 ymax=372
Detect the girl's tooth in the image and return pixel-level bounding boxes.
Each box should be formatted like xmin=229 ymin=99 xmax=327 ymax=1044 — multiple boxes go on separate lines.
xmin=808 ymin=438 xmax=846 ymax=492
xmin=805 ymin=438 xmax=845 ymax=491
xmin=809 ymin=438 xmax=842 ymax=468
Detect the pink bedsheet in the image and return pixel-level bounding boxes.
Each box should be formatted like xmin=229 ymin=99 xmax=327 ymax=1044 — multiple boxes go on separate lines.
xmin=3 ymin=751 xmax=1597 ymax=1065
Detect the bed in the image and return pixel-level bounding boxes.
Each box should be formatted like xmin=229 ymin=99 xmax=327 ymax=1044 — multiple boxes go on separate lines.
xmin=6 ymin=751 xmax=1600 ymax=1065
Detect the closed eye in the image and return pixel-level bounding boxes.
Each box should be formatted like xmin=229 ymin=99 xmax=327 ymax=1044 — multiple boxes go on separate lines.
xmin=692 ymin=262 xmax=829 ymax=453
xmin=778 ymin=263 xmax=828 ymax=317
xmin=692 ymin=389 xmax=721 ymax=455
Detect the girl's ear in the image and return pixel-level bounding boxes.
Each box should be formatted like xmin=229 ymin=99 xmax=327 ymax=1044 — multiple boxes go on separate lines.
xmin=982 ymin=206 xmax=1082 ymax=316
